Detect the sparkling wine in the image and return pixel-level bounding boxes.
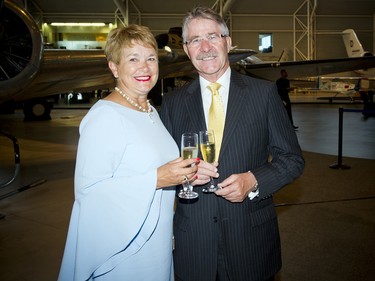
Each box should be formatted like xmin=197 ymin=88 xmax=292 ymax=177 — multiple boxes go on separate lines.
xmin=200 ymin=143 xmax=215 ymax=163
xmin=182 ymin=146 xmax=198 ymax=159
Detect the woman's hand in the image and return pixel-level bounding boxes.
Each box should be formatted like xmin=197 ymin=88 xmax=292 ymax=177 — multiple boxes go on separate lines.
xmin=157 ymin=157 xmax=199 ymax=188
xmin=191 ymin=160 xmax=219 ymax=186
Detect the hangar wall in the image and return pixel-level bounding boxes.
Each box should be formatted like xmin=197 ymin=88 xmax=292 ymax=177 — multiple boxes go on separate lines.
xmin=139 ymin=12 xmax=373 ymax=60
xmin=37 ymin=8 xmax=374 ymax=62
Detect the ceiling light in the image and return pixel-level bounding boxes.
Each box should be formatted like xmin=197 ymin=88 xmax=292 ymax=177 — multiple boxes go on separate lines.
xmin=50 ymin=23 xmax=106 ymax=27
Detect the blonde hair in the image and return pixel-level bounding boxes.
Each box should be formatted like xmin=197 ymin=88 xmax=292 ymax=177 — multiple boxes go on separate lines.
xmin=104 ymin=24 xmax=158 ymax=64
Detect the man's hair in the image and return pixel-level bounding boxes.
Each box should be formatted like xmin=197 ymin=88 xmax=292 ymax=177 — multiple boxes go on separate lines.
xmin=181 ymin=6 xmax=229 ymax=42
xmin=104 ymin=24 xmax=158 ymax=64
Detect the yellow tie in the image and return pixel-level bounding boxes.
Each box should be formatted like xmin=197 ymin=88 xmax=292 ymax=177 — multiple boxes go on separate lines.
xmin=208 ymin=82 xmax=224 ymax=161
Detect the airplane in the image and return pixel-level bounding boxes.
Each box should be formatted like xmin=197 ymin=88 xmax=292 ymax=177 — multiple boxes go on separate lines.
xmin=0 ymin=0 xmax=255 ymax=120
xmin=238 ymin=52 xmax=375 ymax=83
xmin=302 ymin=29 xmax=375 ymax=80
xmin=289 ymin=76 xmax=362 ymax=103
xmin=1 ymin=0 xmax=375 ymax=121
xmin=285 ymin=29 xmax=375 ymax=102
xmin=237 ymin=28 xmax=375 ymax=81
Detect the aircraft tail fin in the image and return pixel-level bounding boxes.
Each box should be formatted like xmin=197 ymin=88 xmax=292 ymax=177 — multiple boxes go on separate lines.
xmin=342 ymin=29 xmax=372 ymax=57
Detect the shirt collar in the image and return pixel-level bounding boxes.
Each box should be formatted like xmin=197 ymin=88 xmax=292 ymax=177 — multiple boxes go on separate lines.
xmin=199 ymin=67 xmax=231 ymax=93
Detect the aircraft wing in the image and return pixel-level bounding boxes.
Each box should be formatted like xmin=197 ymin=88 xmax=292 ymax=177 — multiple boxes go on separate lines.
xmin=16 ymin=49 xmax=114 ymax=102
xmin=1 ymin=48 xmax=254 ymax=103
xmin=159 ymin=48 xmax=258 ymax=80
xmin=237 ymin=56 xmax=375 ymax=81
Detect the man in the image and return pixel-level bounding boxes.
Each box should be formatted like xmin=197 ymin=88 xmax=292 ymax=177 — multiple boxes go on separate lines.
xmin=276 ymin=69 xmax=298 ymax=129
xmin=160 ymin=6 xmax=304 ymax=281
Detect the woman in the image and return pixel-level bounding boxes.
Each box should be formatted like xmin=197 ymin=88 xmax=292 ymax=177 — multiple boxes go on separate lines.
xmin=58 ymin=24 xmax=198 ymax=281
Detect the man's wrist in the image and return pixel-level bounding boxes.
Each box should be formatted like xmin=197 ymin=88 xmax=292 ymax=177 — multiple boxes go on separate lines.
xmin=251 ymin=180 xmax=259 ymax=192
xmin=248 ymin=171 xmax=259 ymax=200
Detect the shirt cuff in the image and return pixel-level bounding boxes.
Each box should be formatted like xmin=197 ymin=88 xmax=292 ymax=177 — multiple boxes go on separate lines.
xmin=248 ymin=188 xmax=259 ymax=200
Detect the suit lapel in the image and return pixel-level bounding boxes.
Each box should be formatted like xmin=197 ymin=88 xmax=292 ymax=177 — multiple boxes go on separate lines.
xmin=184 ymin=80 xmax=207 ymax=132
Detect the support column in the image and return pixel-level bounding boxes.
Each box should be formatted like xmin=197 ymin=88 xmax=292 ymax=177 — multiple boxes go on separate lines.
xmin=293 ymin=0 xmax=317 ymax=61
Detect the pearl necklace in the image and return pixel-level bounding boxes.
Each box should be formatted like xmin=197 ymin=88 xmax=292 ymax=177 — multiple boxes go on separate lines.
xmin=115 ymin=86 xmax=154 ymax=123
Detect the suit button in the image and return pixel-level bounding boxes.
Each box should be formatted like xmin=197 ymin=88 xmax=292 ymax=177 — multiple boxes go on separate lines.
xmin=213 ymin=217 xmax=218 ymax=223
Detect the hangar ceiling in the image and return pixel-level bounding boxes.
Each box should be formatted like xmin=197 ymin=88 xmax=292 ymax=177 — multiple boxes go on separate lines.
xmin=26 ymin=0 xmax=375 ymax=24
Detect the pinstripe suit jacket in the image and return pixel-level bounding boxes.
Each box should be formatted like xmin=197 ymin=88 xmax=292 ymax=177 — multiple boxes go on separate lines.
xmin=160 ymin=69 xmax=304 ymax=281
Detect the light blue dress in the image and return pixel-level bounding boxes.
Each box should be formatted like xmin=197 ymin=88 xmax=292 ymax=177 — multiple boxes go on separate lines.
xmin=58 ymin=100 xmax=178 ymax=281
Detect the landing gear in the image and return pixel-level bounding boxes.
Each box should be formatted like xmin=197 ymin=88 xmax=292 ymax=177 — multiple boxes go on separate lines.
xmin=23 ymin=98 xmax=52 ymax=121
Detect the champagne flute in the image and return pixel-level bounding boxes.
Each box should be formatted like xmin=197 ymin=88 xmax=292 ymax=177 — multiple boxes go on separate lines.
xmin=178 ymin=132 xmax=199 ymax=199
xmin=199 ymin=130 xmax=219 ymax=193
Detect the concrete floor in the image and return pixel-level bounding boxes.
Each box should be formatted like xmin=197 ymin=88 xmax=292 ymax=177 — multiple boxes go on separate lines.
xmin=0 ymin=101 xmax=374 ymax=281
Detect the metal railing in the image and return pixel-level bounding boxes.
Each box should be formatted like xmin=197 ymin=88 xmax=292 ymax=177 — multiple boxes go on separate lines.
xmin=0 ymin=130 xmax=20 ymax=188
xmin=330 ymin=107 xmax=375 ymax=169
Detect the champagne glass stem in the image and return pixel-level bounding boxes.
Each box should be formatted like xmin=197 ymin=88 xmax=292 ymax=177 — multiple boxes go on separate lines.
xmin=188 ymin=182 xmax=194 ymax=192
xmin=182 ymin=181 xmax=189 ymax=193
xmin=209 ymin=177 xmax=216 ymax=189
xmin=202 ymin=177 xmax=219 ymax=193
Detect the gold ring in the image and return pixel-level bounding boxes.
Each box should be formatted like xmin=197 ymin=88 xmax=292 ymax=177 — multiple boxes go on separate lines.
xmin=183 ymin=175 xmax=188 ymax=182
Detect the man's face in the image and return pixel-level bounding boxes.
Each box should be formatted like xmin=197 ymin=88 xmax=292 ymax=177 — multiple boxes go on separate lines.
xmin=183 ymin=18 xmax=232 ymax=82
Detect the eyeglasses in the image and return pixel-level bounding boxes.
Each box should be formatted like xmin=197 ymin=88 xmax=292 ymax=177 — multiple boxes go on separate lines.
xmin=184 ymin=33 xmax=227 ymax=48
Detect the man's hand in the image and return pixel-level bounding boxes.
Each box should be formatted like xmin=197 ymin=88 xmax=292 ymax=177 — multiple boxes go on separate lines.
xmin=215 ymin=172 xmax=257 ymax=202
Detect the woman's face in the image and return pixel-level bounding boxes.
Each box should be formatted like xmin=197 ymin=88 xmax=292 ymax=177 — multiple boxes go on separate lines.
xmin=183 ymin=18 xmax=231 ymax=82
xmin=109 ymin=41 xmax=159 ymax=98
